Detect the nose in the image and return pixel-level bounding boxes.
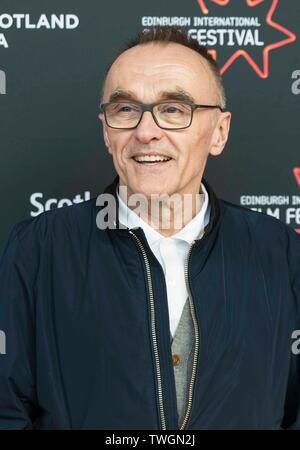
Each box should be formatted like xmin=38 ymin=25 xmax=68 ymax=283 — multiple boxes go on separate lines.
xmin=133 ymin=110 xmax=165 ymax=144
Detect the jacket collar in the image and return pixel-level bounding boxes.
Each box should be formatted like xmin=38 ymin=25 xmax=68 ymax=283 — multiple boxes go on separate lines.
xmin=101 ymin=174 xmax=220 ymax=245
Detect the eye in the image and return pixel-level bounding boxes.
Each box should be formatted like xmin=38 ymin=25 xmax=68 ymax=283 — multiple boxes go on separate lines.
xmin=118 ymin=105 xmax=134 ymax=113
xmin=158 ymin=103 xmax=189 ymax=115
xmin=164 ymin=106 xmax=180 ymax=113
xmin=115 ymin=103 xmax=140 ymax=114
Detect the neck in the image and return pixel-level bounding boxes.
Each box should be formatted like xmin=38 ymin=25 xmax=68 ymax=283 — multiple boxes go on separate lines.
xmin=118 ymin=182 xmax=205 ymax=237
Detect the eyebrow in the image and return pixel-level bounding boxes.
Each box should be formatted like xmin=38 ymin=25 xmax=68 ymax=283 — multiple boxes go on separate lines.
xmin=108 ymin=88 xmax=195 ymax=103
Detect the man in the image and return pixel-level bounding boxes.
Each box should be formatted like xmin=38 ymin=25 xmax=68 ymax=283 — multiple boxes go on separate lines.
xmin=0 ymin=26 xmax=299 ymax=430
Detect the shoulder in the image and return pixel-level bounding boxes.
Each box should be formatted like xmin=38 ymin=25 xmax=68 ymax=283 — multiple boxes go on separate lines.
xmin=1 ymin=198 xmax=99 ymax=267
xmin=219 ymin=198 xmax=297 ymax=237
xmin=219 ymin=198 xmax=300 ymax=279
xmin=16 ymin=197 xmax=98 ymax=239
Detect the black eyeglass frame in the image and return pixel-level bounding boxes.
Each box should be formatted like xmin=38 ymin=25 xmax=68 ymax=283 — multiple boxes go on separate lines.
xmin=99 ymin=100 xmax=225 ymax=130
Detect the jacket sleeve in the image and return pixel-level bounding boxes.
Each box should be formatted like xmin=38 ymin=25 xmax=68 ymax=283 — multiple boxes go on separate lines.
xmin=281 ymin=226 xmax=300 ymax=430
xmin=0 ymin=221 xmax=40 ymax=429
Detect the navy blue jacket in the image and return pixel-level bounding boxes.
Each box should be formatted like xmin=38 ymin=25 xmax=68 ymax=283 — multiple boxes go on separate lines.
xmin=0 ymin=176 xmax=300 ymax=430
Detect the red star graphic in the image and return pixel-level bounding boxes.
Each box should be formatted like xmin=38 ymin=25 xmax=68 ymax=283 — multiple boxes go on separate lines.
xmin=197 ymin=0 xmax=296 ymax=78
xmin=293 ymin=168 xmax=300 ymax=233
xmin=294 ymin=167 xmax=300 ymax=189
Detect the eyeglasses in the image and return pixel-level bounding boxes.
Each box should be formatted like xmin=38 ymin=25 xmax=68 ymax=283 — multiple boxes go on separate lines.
xmin=99 ymin=100 xmax=225 ymax=130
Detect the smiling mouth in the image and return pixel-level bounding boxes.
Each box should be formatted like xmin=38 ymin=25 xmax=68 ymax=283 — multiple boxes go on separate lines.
xmin=132 ymin=155 xmax=172 ymax=164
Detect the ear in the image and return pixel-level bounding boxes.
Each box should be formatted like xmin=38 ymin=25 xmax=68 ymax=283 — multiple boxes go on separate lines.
xmin=98 ymin=113 xmax=112 ymax=154
xmin=209 ymin=111 xmax=232 ymax=156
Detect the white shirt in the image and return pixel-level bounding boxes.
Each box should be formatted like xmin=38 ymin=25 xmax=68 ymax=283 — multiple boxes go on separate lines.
xmin=117 ymin=183 xmax=210 ymax=338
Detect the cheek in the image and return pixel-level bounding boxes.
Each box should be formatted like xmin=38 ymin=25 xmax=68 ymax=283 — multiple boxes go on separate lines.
xmin=190 ymin=124 xmax=213 ymax=156
xmin=169 ymin=134 xmax=210 ymax=184
xmin=107 ymin=133 xmax=132 ymax=163
xmin=173 ymin=130 xmax=209 ymax=165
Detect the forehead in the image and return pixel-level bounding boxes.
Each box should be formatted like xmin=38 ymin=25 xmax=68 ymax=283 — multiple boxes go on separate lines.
xmin=102 ymin=42 xmax=217 ymax=102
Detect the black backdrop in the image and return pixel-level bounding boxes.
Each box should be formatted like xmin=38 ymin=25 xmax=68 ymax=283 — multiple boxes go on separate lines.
xmin=0 ymin=0 xmax=299 ymax=250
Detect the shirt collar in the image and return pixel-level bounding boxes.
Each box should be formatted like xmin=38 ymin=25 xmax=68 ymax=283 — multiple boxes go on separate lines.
xmin=117 ymin=182 xmax=210 ymax=246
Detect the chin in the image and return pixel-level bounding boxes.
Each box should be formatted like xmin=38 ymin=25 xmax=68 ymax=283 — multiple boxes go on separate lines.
xmin=132 ymin=179 xmax=167 ymax=194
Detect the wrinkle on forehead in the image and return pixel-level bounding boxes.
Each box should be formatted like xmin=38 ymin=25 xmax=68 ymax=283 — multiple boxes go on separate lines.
xmin=103 ymin=42 xmax=218 ymax=103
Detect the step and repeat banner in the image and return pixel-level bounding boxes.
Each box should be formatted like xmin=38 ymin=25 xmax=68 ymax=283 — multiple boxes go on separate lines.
xmin=0 ymin=0 xmax=299 ymax=249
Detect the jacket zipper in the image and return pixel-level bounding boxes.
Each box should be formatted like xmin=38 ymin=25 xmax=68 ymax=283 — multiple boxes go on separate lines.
xmin=129 ymin=229 xmax=167 ymax=430
xmin=129 ymin=230 xmax=200 ymax=431
xmin=179 ymin=239 xmax=200 ymax=430
xmin=129 ymin=230 xmax=200 ymax=430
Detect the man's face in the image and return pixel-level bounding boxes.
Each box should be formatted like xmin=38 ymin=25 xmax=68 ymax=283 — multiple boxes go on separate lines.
xmin=99 ymin=42 xmax=231 ymax=198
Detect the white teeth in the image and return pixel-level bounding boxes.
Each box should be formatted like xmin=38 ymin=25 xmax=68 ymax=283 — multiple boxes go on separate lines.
xmin=133 ymin=155 xmax=171 ymax=162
